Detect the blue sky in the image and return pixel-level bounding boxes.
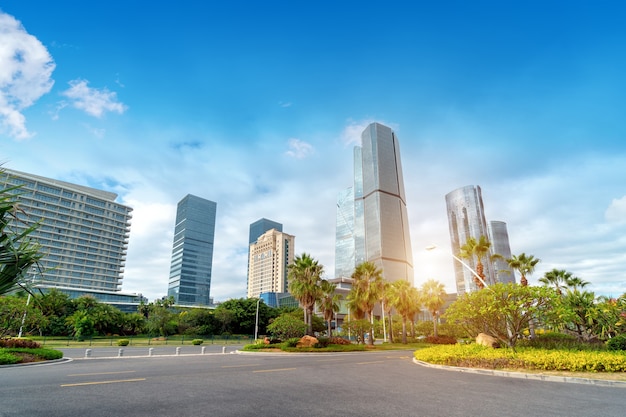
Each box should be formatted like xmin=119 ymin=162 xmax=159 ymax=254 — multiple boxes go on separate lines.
xmin=2 ymin=1 xmax=625 ymax=301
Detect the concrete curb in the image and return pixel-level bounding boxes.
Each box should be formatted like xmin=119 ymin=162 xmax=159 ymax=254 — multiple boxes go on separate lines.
xmin=412 ymin=358 xmax=626 ymax=388
xmin=0 ymin=357 xmax=73 ymax=368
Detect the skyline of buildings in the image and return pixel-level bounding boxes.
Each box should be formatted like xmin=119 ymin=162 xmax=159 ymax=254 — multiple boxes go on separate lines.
xmin=167 ymin=194 xmax=217 ymax=306
xmin=4 ymin=160 xmax=521 ymax=306
xmin=335 ymin=122 xmax=414 ymax=282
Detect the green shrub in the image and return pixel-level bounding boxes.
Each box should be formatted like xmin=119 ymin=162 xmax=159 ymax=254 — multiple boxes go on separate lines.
xmin=191 ymin=339 xmax=203 ymax=345
xmin=0 ymin=351 xmax=20 ymax=365
xmin=607 ymin=334 xmax=626 ymax=351
xmin=314 ymin=337 xmax=330 ymax=348
xmin=283 ymin=338 xmax=300 ymax=348
xmin=117 ymin=339 xmax=130 ymax=346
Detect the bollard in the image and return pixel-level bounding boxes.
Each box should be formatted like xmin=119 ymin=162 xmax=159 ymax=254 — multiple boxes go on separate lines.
xmin=118 ymin=348 xmax=124 ymax=357
xmin=222 ymin=346 xmax=226 ymax=354
xmin=85 ymin=349 xmax=92 ymax=358
xmin=176 ymin=347 xmax=181 ymax=356
xmin=201 ymin=346 xmax=206 ymax=355
xmin=148 ymin=348 xmax=154 ymax=357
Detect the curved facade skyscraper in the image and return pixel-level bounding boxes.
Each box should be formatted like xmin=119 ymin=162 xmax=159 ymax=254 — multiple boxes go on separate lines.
xmin=488 ymin=220 xmax=516 ymax=284
xmin=335 ymin=122 xmax=413 ymax=282
xmin=445 ymin=185 xmax=495 ymax=294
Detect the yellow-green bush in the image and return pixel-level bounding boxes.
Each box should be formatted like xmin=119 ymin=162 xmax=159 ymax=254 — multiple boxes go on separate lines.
xmin=414 ymin=344 xmax=626 ymax=373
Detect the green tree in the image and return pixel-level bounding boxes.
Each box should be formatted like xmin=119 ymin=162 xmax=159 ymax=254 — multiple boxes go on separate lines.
xmin=458 ymin=236 xmax=494 ymax=289
xmin=288 ymin=253 xmax=324 ymax=336
xmin=36 ymin=289 xmax=75 ymax=336
xmin=146 ymin=296 xmax=176 ymax=337
xmin=66 ymin=310 xmax=95 ymax=341
xmin=0 ymin=180 xmax=44 ymax=296
xmin=214 ymin=298 xmax=270 ymax=335
xmin=506 ymin=253 xmax=540 ymax=287
xmin=444 ymin=283 xmax=558 ymax=348
xmin=0 ymin=294 xmax=47 ymax=337
xmin=558 ymin=289 xmax=601 ymax=342
xmin=420 ymin=279 xmax=447 ymax=337
xmin=267 ymin=312 xmax=307 ymax=340
xmin=348 ymin=262 xmax=384 ymax=345
xmin=317 ymin=279 xmax=341 ymax=337
xmin=381 ymin=282 xmax=394 ymax=343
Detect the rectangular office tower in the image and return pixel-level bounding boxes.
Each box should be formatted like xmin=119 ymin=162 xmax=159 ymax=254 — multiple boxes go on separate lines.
xmin=445 ymin=185 xmax=497 ymax=294
xmin=249 ymin=218 xmax=282 ymax=244
xmin=0 ymin=169 xmax=133 ymax=297
xmin=247 ymin=228 xmax=294 ymax=298
xmin=335 ymin=122 xmax=414 ymax=282
xmin=167 ymin=194 xmax=217 ymax=306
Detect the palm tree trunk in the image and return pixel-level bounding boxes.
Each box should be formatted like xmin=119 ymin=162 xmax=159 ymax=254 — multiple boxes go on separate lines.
xmin=401 ymin=319 xmax=407 ymax=344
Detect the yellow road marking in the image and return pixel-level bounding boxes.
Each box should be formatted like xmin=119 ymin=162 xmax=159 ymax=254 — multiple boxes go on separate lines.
xmin=61 ymin=378 xmax=146 ymax=387
xmin=67 ymin=371 xmax=136 ymax=377
xmin=252 ymin=368 xmax=297 ymax=373
xmin=222 ymin=364 xmax=260 ymax=368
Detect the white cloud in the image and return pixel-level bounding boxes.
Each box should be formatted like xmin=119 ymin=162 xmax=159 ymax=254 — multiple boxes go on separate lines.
xmin=605 ymin=196 xmax=626 ymax=225
xmin=0 ymin=11 xmax=55 ymax=139
xmin=61 ymin=79 xmax=127 ymax=117
xmin=285 ymin=138 xmax=314 ymax=159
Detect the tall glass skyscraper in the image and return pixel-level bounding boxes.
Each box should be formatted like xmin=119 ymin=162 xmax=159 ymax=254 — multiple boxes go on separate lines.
xmin=488 ymin=220 xmax=516 ymax=284
xmin=335 ymin=122 xmax=414 ymax=282
xmin=0 ymin=169 xmax=139 ymax=307
xmin=445 ymin=185 xmax=497 ymax=294
xmin=167 ymin=194 xmax=217 ymax=306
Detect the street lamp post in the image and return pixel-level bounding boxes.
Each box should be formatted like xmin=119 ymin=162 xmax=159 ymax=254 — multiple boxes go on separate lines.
xmin=254 ymin=298 xmax=261 ymax=341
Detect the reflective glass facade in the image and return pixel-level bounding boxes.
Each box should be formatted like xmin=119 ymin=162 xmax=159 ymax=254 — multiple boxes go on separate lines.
xmin=445 ymin=185 xmax=496 ymax=294
xmin=488 ymin=220 xmax=516 ymax=284
xmin=249 ymin=218 xmax=282 ymax=244
xmin=335 ymin=123 xmax=413 ymax=281
xmin=167 ymin=194 xmax=216 ymax=306
xmin=0 ymin=169 xmax=133 ymax=294
xmin=334 ymin=187 xmax=355 ymax=278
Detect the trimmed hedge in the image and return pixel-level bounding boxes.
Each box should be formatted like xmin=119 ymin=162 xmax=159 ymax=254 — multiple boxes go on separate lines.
xmin=414 ymin=344 xmax=626 ymax=372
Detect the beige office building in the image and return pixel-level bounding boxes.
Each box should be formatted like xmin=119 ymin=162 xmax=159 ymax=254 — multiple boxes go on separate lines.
xmin=246 ymin=228 xmax=295 ymax=298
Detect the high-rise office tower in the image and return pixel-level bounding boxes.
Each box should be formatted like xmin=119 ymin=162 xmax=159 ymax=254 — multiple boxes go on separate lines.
xmin=247 ymin=228 xmax=295 ymax=298
xmin=167 ymin=194 xmax=217 ymax=306
xmin=249 ymin=218 xmax=282 ymax=244
xmin=445 ymin=185 xmax=496 ymax=294
xmin=488 ymin=220 xmax=516 ymax=284
xmin=335 ymin=122 xmax=413 ymax=282
xmin=334 ymin=186 xmax=355 ymax=278
xmin=0 ymin=169 xmax=138 ymax=305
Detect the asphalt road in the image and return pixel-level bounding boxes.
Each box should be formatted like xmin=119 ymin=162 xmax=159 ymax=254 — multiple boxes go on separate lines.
xmin=1 ymin=349 xmax=624 ymax=417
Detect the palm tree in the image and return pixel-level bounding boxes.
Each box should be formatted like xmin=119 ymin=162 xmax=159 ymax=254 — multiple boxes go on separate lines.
xmin=539 ymin=269 xmax=579 ymax=295
xmin=288 ymin=253 xmax=324 ymax=336
xmin=387 ymin=279 xmax=416 ymax=344
xmin=507 ymin=253 xmax=540 ymax=338
xmin=317 ymin=279 xmax=342 ymax=337
xmin=506 ymin=253 xmax=540 ymax=287
xmin=349 ymin=261 xmax=384 ymax=345
xmin=421 ymin=279 xmax=446 ymax=337
xmin=458 ymin=235 xmax=493 ymax=289
xmin=0 ymin=182 xmax=44 ymax=296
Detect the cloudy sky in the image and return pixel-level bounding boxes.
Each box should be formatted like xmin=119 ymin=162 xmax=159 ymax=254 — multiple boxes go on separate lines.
xmin=1 ymin=2 xmax=625 ymax=302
